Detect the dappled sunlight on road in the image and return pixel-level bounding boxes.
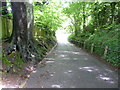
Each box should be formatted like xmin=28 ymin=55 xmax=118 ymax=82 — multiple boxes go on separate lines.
xmin=78 ymin=66 xmax=99 ymax=72
xmin=96 ymin=74 xmax=115 ymax=84
xmin=51 ymin=84 xmax=61 ymax=88
xmin=44 ymin=58 xmax=55 ymax=63
xmin=25 ymin=30 xmax=118 ymax=88
xmin=56 ymin=30 xmax=70 ymax=44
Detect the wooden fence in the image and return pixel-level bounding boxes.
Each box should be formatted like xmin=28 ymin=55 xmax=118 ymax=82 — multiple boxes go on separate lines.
xmin=0 ymin=17 xmax=13 ymax=39
xmin=71 ymin=39 xmax=119 ymax=58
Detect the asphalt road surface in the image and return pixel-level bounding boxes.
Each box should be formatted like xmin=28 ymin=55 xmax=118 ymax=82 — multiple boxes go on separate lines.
xmin=24 ymin=31 xmax=118 ymax=88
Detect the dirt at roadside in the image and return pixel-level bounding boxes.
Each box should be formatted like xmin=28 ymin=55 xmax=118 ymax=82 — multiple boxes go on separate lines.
xmin=1 ymin=61 xmax=38 ymax=88
xmin=0 ymin=42 xmax=36 ymax=88
xmin=1 ymin=72 xmax=25 ymax=88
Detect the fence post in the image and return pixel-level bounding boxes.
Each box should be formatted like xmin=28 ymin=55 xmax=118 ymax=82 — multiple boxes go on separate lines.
xmin=91 ymin=43 xmax=94 ymax=53
xmin=84 ymin=41 xmax=85 ymax=49
xmin=104 ymin=46 xmax=108 ymax=57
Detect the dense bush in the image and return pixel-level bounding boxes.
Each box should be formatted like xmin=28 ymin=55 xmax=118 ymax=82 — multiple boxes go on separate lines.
xmin=69 ymin=24 xmax=120 ymax=66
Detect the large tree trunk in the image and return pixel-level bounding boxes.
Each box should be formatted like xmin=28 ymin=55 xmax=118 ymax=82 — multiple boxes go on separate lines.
xmin=4 ymin=2 xmax=41 ymax=63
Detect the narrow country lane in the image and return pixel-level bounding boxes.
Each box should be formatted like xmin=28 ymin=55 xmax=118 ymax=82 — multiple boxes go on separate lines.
xmin=24 ymin=31 xmax=118 ymax=88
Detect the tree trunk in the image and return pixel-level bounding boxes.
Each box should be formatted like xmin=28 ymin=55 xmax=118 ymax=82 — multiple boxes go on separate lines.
xmin=83 ymin=3 xmax=86 ymax=31
xmin=4 ymin=2 xmax=41 ymax=63
xmin=110 ymin=2 xmax=116 ymax=24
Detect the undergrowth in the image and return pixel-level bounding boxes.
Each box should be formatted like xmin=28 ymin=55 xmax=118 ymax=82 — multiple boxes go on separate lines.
xmin=1 ymin=35 xmax=57 ymax=73
xmin=69 ymin=24 xmax=120 ymax=66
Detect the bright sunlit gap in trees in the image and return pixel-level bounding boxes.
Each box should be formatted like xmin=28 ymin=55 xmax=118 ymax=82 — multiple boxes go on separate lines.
xmin=56 ymin=15 xmax=71 ymax=44
xmin=56 ymin=30 xmax=70 ymax=44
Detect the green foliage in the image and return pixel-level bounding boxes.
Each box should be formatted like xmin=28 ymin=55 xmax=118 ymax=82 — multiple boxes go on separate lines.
xmin=2 ymin=56 xmax=12 ymax=67
xmin=0 ymin=53 xmax=2 ymax=58
xmin=1 ymin=2 xmax=13 ymax=19
xmin=34 ymin=2 xmax=64 ymax=32
xmin=2 ymin=51 xmax=24 ymax=72
xmin=69 ymin=24 xmax=120 ymax=66
xmin=66 ymin=1 xmax=120 ymax=66
xmin=14 ymin=52 xmax=24 ymax=69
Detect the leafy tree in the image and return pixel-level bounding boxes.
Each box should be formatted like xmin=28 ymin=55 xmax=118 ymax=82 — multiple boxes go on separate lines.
xmin=34 ymin=1 xmax=64 ymax=37
xmin=64 ymin=1 xmax=120 ymax=66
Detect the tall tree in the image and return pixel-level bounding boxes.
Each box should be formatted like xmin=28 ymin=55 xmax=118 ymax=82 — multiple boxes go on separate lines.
xmin=4 ymin=1 xmax=41 ymax=63
xmin=82 ymin=2 xmax=86 ymax=31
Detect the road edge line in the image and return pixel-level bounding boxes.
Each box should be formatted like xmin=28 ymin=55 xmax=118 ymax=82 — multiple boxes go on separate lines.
xmin=19 ymin=43 xmax=58 ymax=88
